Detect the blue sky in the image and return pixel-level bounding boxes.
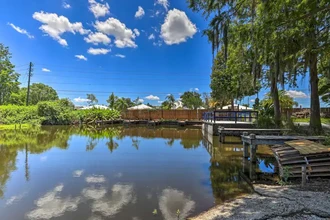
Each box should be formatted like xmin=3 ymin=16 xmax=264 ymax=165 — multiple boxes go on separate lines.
xmin=0 ymin=0 xmax=317 ymax=107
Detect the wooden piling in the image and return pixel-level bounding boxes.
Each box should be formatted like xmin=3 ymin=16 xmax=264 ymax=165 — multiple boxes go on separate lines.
xmin=302 ymin=166 xmax=307 ymax=187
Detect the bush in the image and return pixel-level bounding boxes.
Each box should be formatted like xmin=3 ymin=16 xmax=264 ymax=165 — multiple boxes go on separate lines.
xmin=74 ymin=108 xmax=121 ymax=124
xmin=37 ymin=99 xmax=75 ymax=125
xmin=0 ymin=101 xmax=122 ymax=126
xmin=0 ymin=105 xmax=39 ymax=124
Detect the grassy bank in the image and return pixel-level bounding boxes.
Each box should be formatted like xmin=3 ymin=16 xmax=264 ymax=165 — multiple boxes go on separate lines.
xmin=293 ymin=118 xmax=330 ymax=124
xmin=0 ymin=100 xmax=121 ymax=126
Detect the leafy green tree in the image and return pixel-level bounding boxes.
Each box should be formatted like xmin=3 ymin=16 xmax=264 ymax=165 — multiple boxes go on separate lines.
xmin=0 ymin=43 xmax=20 ymax=105
xmin=261 ymin=91 xmax=298 ymax=112
xmin=180 ymin=91 xmax=203 ymax=110
xmin=107 ymin=92 xmax=117 ymax=109
xmin=28 ymin=83 xmax=58 ymax=105
xmin=114 ymin=98 xmax=129 ymax=111
xmin=319 ymin=76 xmax=330 ymax=104
xmin=86 ymin=94 xmax=98 ymax=106
xmin=161 ymin=94 xmax=176 ymax=110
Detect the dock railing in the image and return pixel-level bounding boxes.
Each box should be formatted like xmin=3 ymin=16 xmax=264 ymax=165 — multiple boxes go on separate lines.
xmin=202 ymin=110 xmax=258 ymax=124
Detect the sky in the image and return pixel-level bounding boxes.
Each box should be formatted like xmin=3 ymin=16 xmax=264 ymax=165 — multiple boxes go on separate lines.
xmin=0 ymin=0 xmax=319 ymax=107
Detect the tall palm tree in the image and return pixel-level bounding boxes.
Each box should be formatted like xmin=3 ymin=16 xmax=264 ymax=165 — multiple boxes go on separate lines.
xmin=114 ymin=98 xmax=129 ymax=111
xmin=165 ymin=94 xmax=176 ymax=109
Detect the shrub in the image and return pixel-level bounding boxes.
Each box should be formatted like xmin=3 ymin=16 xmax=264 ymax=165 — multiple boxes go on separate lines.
xmin=74 ymin=108 xmax=121 ymax=124
xmin=0 ymin=105 xmax=39 ymax=124
xmin=37 ymin=100 xmax=75 ymax=125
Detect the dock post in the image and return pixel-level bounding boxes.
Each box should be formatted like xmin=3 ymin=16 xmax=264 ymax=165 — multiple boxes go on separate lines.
xmin=302 ymin=166 xmax=307 ymax=187
xmin=219 ymin=127 xmax=224 ymax=143
xmin=249 ymin=134 xmax=257 ymax=163
xmin=242 ymin=132 xmax=249 ymax=158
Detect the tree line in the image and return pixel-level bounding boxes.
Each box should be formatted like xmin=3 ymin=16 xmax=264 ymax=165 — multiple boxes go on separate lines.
xmin=188 ymin=0 xmax=330 ymax=133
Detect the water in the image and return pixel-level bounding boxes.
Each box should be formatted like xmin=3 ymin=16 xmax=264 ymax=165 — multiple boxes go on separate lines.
xmin=0 ymin=126 xmax=274 ymax=220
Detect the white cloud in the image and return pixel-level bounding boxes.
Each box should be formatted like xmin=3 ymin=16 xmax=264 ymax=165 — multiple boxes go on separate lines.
xmin=135 ymin=6 xmax=145 ymax=18
xmin=74 ymin=97 xmax=90 ymax=103
xmin=26 ymin=184 xmax=81 ymax=220
xmin=195 ymin=88 xmax=199 ymax=91
xmin=161 ymin=9 xmax=197 ymax=45
xmin=63 ymin=2 xmax=71 ymax=9
xmin=250 ymin=99 xmax=255 ymax=103
xmin=73 ymin=170 xmax=84 ymax=177
xmin=91 ymin=184 xmax=134 ymax=217
xmin=88 ymin=0 xmax=110 ymax=18
xmin=42 ymin=68 xmax=51 ymax=72
xmin=84 ymin=32 xmax=111 ymax=45
xmin=94 ymin=18 xmax=137 ymax=48
xmin=286 ymin=90 xmax=309 ymax=98
xmin=138 ymin=99 xmax=144 ymax=103
xmin=155 ymin=0 xmax=169 ymax=11
xmin=159 ymin=188 xmax=195 ymax=220
xmin=85 ymin=175 xmax=106 ymax=183
xmin=153 ymin=41 xmax=162 ymax=47
xmin=75 ymin=55 xmax=87 ymax=61
xmin=6 ymin=192 xmax=27 ymax=206
xmin=33 ymin=11 xmax=89 ymax=46
xmin=145 ymin=95 xmax=160 ymax=101
xmin=82 ymin=187 xmax=107 ymax=200
xmin=148 ymin=34 xmax=155 ymax=40
xmin=88 ymin=48 xmax=110 ymax=55
xmin=115 ymin=54 xmax=125 ymax=58
xmin=8 ymin=23 xmax=34 ymax=39
xmin=133 ymin=29 xmax=140 ymax=37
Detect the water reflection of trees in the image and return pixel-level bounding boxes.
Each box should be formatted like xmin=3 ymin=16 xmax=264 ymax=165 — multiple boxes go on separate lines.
xmin=0 ymin=126 xmax=204 ymax=199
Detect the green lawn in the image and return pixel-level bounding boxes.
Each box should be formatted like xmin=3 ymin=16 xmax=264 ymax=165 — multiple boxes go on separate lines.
xmin=0 ymin=124 xmax=32 ymax=130
xmin=293 ymin=118 xmax=330 ymax=124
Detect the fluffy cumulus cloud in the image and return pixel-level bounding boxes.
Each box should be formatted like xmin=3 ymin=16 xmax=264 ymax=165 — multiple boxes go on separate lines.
xmin=74 ymin=97 xmax=90 ymax=103
xmin=161 ymin=9 xmax=197 ymax=45
xmin=7 ymin=23 xmax=34 ymax=39
xmin=26 ymin=184 xmax=81 ymax=220
xmin=133 ymin=29 xmax=140 ymax=37
xmin=148 ymin=34 xmax=155 ymax=40
xmin=286 ymin=90 xmax=309 ymax=98
xmin=115 ymin=54 xmax=125 ymax=58
xmin=194 ymin=88 xmax=199 ymax=91
xmin=88 ymin=48 xmax=110 ymax=55
xmin=135 ymin=6 xmax=145 ymax=18
xmin=145 ymin=95 xmax=160 ymax=101
xmin=159 ymin=188 xmax=195 ymax=220
xmin=138 ymin=99 xmax=144 ymax=103
xmin=84 ymin=32 xmax=111 ymax=45
xmin=94 ymin=18 xmax=137 ymax=48
xmin=42 ymin=68 xmax=51 ymax=72
xmin=32 ymin=11 xmax=89 ymax=46
xmin=155 ymin=0 xmax=169 ymax=11
xmin=63 ymin=2 xmax=71 ymax=9
xmin=88 ymin=0 xmax=110 ymax=18
xmin=75 ymin=55 xmax=87 ymax=61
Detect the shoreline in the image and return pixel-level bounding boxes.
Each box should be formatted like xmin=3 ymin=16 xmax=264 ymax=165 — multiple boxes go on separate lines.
xmin=189 ymin=181 xmax=330 ymax=220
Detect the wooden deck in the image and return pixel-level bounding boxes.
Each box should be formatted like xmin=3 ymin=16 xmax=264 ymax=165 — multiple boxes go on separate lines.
xmin=241 ymin=134 xmax=326 ymax=163
xmin=271 ymin=140 xmax=330 ymax=179
xmin=218 ymin=127 xmax=290 ymax=143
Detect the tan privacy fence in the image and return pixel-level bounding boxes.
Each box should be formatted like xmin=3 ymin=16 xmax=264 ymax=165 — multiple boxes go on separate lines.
xmin=122 ymin=110 xmax=208 ymax=120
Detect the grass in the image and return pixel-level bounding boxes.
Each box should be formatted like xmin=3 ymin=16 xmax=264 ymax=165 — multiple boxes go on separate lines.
xmin=0 ymin=124 xmax=33 ymax=130
xmin=292 ymin=118 xmax=330 ymax=124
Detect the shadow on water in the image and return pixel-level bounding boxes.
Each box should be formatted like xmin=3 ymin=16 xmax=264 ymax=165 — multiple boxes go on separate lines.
xmin=0 ymin=125 xmax=276 ymax=219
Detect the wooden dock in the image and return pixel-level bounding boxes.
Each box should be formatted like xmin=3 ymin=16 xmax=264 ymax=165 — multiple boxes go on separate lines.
xmin=218 ymin=127 xmax=290 ymax=143
xmin=271 ymin=140 xmax=330 ymax=179
xmin=241 ymin=134 xmax=326 ymax=162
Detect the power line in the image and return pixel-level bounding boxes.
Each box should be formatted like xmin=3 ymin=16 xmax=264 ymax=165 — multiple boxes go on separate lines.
xmin=55 ymin=90 xmax=210 ymax=95
xmin=30 ymin=81 xmax=211 ymax=86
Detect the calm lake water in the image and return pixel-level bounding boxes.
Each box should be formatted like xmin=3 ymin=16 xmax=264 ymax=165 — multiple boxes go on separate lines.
xmin=0 ymin=126 xmax=274 ymax=220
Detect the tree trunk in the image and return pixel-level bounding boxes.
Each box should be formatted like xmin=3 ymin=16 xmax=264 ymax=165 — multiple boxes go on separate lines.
xmin=231 ymin=99 xmax=234 ymax=110
xmin=271 ymin=69 xmax=281 ymax=127
xmin=309 ymin=52 xmax=322 ymax=134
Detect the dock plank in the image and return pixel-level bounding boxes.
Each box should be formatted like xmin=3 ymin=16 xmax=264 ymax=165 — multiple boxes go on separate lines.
xmin=285 ymin=140 xmax=330 ymax=155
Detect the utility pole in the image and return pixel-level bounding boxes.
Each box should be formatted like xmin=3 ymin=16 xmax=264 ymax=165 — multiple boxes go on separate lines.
xmin=26 ymin=62 xmax=33 ymax=106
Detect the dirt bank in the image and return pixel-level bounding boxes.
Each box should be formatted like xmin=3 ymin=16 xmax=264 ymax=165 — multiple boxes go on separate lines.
xmin=190 ymin=182 xmax=330 ymax=220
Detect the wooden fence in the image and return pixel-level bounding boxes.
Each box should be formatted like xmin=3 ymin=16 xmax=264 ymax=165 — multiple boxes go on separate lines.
xmin=122 ymin=110 xmax=208 ymax=120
